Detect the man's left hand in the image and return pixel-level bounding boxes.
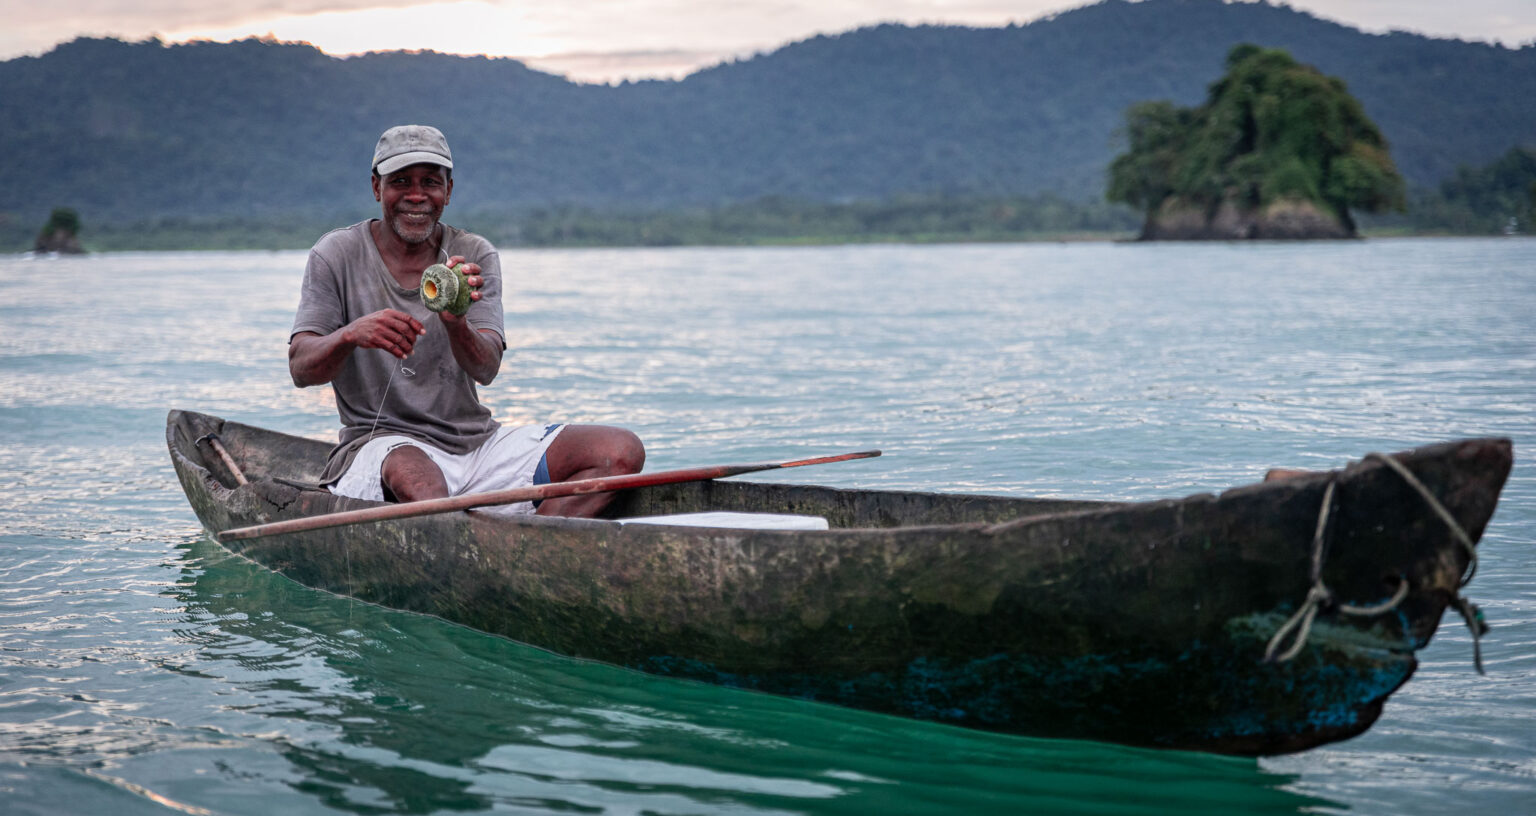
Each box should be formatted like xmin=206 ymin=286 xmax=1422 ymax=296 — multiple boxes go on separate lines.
xmin=439 ymin=255 xmax=483 ymax=324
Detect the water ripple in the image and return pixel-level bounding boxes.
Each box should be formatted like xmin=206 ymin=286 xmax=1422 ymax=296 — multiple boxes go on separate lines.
xmin=2 ymin=241 xmax=1534 ymax=814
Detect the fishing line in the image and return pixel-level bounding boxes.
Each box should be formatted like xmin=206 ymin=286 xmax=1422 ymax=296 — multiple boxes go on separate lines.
xmin=362 ymin=248 xmax=500 ymax=464
xmin=364 ymin=354 xmax=410 ymax=445
xmin=363 ymin=247 xmax=446 ymax=445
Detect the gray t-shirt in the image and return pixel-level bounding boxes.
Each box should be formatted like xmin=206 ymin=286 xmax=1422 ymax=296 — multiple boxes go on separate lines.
xmin=291 ymin=220 xmax=505 ymax=483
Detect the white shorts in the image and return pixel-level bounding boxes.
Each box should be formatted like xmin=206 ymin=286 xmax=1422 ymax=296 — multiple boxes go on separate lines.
xmin=329 ymin=423 xmax=566 ymax=516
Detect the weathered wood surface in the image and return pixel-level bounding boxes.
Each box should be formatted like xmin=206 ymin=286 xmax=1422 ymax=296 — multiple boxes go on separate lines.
xmin=219 ymin=450 xmax=881 ymax=541
xmin=167 ymin=409 xmax=1512 ymax=755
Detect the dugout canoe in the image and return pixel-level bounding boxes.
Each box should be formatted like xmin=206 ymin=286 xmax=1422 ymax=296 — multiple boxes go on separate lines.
xmin=166 ymin=409 xmax=1512 ymax=755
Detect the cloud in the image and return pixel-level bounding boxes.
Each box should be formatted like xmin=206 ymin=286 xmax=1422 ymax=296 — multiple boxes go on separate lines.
xmin=2 ymin=0 xmax=438 ymax=57
xmin=523 ymin=49 xmax=748 ymax=83
xmin=1 ymin=0 xmax=1073 ymax=61
xmin=4 ymin=1 xmax=1533 ymax=78
xmin=1283 ymin=0 xmax=1536 ymax=45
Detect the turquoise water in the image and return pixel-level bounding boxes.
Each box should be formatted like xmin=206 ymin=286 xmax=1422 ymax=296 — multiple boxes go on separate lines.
xmin=2 ymin=239 xmax=1532 ymax=814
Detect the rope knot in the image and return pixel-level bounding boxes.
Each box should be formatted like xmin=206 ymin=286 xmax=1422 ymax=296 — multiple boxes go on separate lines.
xmin=1305 ymin=583 xmax=1335 ymax=611
xmin=1263 ymin=582 xmax=1334 ymax=664
xmin=1264 ymin=452 xmax=1486 ymax=674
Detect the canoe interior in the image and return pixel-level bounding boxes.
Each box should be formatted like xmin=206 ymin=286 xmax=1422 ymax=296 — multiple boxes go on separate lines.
xmin=166 ymin=409 xmax=1513 ymax=756
xmin=170 ymin=410 xmax=1122 ymax=528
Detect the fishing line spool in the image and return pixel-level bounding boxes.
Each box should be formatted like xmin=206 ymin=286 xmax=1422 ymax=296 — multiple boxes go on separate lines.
xmin=420 ymin=262 xmax=473 ymax=315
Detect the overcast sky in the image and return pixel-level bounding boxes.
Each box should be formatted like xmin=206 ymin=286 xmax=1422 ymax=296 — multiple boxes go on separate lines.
xmin=7 ymin=0 xmax=1534 ymax=83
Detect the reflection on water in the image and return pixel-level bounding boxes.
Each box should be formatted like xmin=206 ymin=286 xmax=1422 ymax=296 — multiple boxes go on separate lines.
xmin=1 ymin=240 xmax=1533 ymax=814
xmin=162 ymin=539 xmax=1330 ymax=815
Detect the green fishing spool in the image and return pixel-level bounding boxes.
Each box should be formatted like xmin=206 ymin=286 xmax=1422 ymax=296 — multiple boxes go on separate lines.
xmin=420 ymin=262 xmax=473 ymax=315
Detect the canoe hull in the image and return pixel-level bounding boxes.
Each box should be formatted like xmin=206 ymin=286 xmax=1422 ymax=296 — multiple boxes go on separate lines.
xmin=167 ymin=409 xmax=1511 ymax=755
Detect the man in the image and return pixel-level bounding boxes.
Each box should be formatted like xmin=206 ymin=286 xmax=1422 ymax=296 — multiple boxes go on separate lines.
xmin=289 ymin=124 xmax=644 ymax=517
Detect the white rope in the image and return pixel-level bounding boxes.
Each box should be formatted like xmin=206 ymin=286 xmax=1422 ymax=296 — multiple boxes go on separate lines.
xmin=1265 ymin=452 xmax=1485 ymax=672
xmin=1363 ymin=452 xmax=1479 ymax=586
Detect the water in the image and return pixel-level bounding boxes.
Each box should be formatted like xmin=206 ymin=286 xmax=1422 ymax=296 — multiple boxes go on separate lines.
xmin=2 ymin=238 xmax=1532 ymax=814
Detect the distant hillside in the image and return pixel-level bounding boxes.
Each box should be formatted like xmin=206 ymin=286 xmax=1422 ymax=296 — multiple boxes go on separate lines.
xmin=2 ymin=0 xmax=1533 ymax=240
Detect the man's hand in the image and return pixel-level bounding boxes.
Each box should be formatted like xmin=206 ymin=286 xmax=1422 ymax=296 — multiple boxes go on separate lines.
xmin=434 ymin=255 xmax=501 ymax=384
xmin=289 ymin=309 xmax=425 ymax=387
xmin=345 ymin=309 xmax=426 ymax=359
xmin=436 ymin=255 xmax=483 ymax=326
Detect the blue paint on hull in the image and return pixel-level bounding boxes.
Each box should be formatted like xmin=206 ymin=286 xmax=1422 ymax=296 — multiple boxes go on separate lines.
xmin=634 ymin=629 xmax=1416 ymax=752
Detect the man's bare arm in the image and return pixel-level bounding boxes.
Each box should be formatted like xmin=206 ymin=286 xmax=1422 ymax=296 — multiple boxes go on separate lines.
xmin=289 ymin=309 xmax=425 ymax=387
xmin=440 ymin=316 xmax=503 ymax=385
xmin=434 ymin=256 xmax=502 ymax=385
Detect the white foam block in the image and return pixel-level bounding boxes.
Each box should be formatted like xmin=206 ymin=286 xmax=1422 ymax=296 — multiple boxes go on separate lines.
xmin=618 ymin=511 xmax=830 ymax=530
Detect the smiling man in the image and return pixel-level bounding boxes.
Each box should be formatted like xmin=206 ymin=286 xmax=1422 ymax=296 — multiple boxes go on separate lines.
xmin=288 ymin=125 xmax=644 ymax=517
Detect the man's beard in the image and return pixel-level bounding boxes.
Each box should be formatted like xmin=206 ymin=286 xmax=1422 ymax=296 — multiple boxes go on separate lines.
xmin=389 ymin=209 xmax=438 ymax=245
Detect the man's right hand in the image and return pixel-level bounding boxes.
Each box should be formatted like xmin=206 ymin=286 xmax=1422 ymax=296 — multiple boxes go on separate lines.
xmin=344 ymin=309 xmax=426 ymax=359
xmin=290 ymin=310 xmax=426 ymax=387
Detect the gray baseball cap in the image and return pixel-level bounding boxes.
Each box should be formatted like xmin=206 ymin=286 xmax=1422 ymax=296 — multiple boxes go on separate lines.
xmin=372 ymin=125 xmax=454 ymax=175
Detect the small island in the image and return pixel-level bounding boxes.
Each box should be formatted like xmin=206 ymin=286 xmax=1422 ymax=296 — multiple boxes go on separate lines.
xmin=34 ymin=207 xmax=85 ymax=254
xmin=1108 ymin=45 xmax=1405 ymax=240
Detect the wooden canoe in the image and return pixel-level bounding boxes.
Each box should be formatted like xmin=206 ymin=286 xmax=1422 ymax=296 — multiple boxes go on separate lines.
xmin=166 ymin=409 xmax=1512 ymax=755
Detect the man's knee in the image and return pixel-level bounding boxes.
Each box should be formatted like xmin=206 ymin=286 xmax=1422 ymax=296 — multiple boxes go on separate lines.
xmin=581 ymin=426 xmax=644 ymax=475
xmin=607 ymin=428 xmax=645 ymax=475
xmin=381 ymin=445 xmax=449 ymax=502
xmin=548 ymin=425 xmax=645 ymax=480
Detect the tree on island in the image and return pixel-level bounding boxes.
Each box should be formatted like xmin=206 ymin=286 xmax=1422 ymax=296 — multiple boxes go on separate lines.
xmin=1108 ymin=44 xmax=1405 ymax=240
xmin=34 ymin=207 xmax=85 ymax=254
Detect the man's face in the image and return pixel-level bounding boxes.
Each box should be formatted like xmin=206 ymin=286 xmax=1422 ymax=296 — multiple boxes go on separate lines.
xmin=373 ymin=164 xmax=453 ymax=245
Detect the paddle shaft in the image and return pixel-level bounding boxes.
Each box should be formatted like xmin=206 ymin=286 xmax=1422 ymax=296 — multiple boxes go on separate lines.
xmin=217 ymin=450 xmax=880 ymax=542
xmin=197 ymin=434 xmax=248 ymax=486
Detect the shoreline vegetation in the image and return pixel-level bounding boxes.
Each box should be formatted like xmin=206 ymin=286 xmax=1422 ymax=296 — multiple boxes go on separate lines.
xmin=4 ymin=189 xmax=1528 ymax=254
xmin=2 ymin=195 xmax=1144 ymax=253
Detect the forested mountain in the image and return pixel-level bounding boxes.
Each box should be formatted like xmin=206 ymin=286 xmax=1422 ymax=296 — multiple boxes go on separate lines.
xmin=3 ymin=0 xmax=1533 ymax=238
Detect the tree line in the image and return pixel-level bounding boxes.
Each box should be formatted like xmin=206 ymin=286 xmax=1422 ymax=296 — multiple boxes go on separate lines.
xmin=6 ymin=163 xmax=1530 ymax=252
xmin=5 ymin=0 xmax=1535 ymax=249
